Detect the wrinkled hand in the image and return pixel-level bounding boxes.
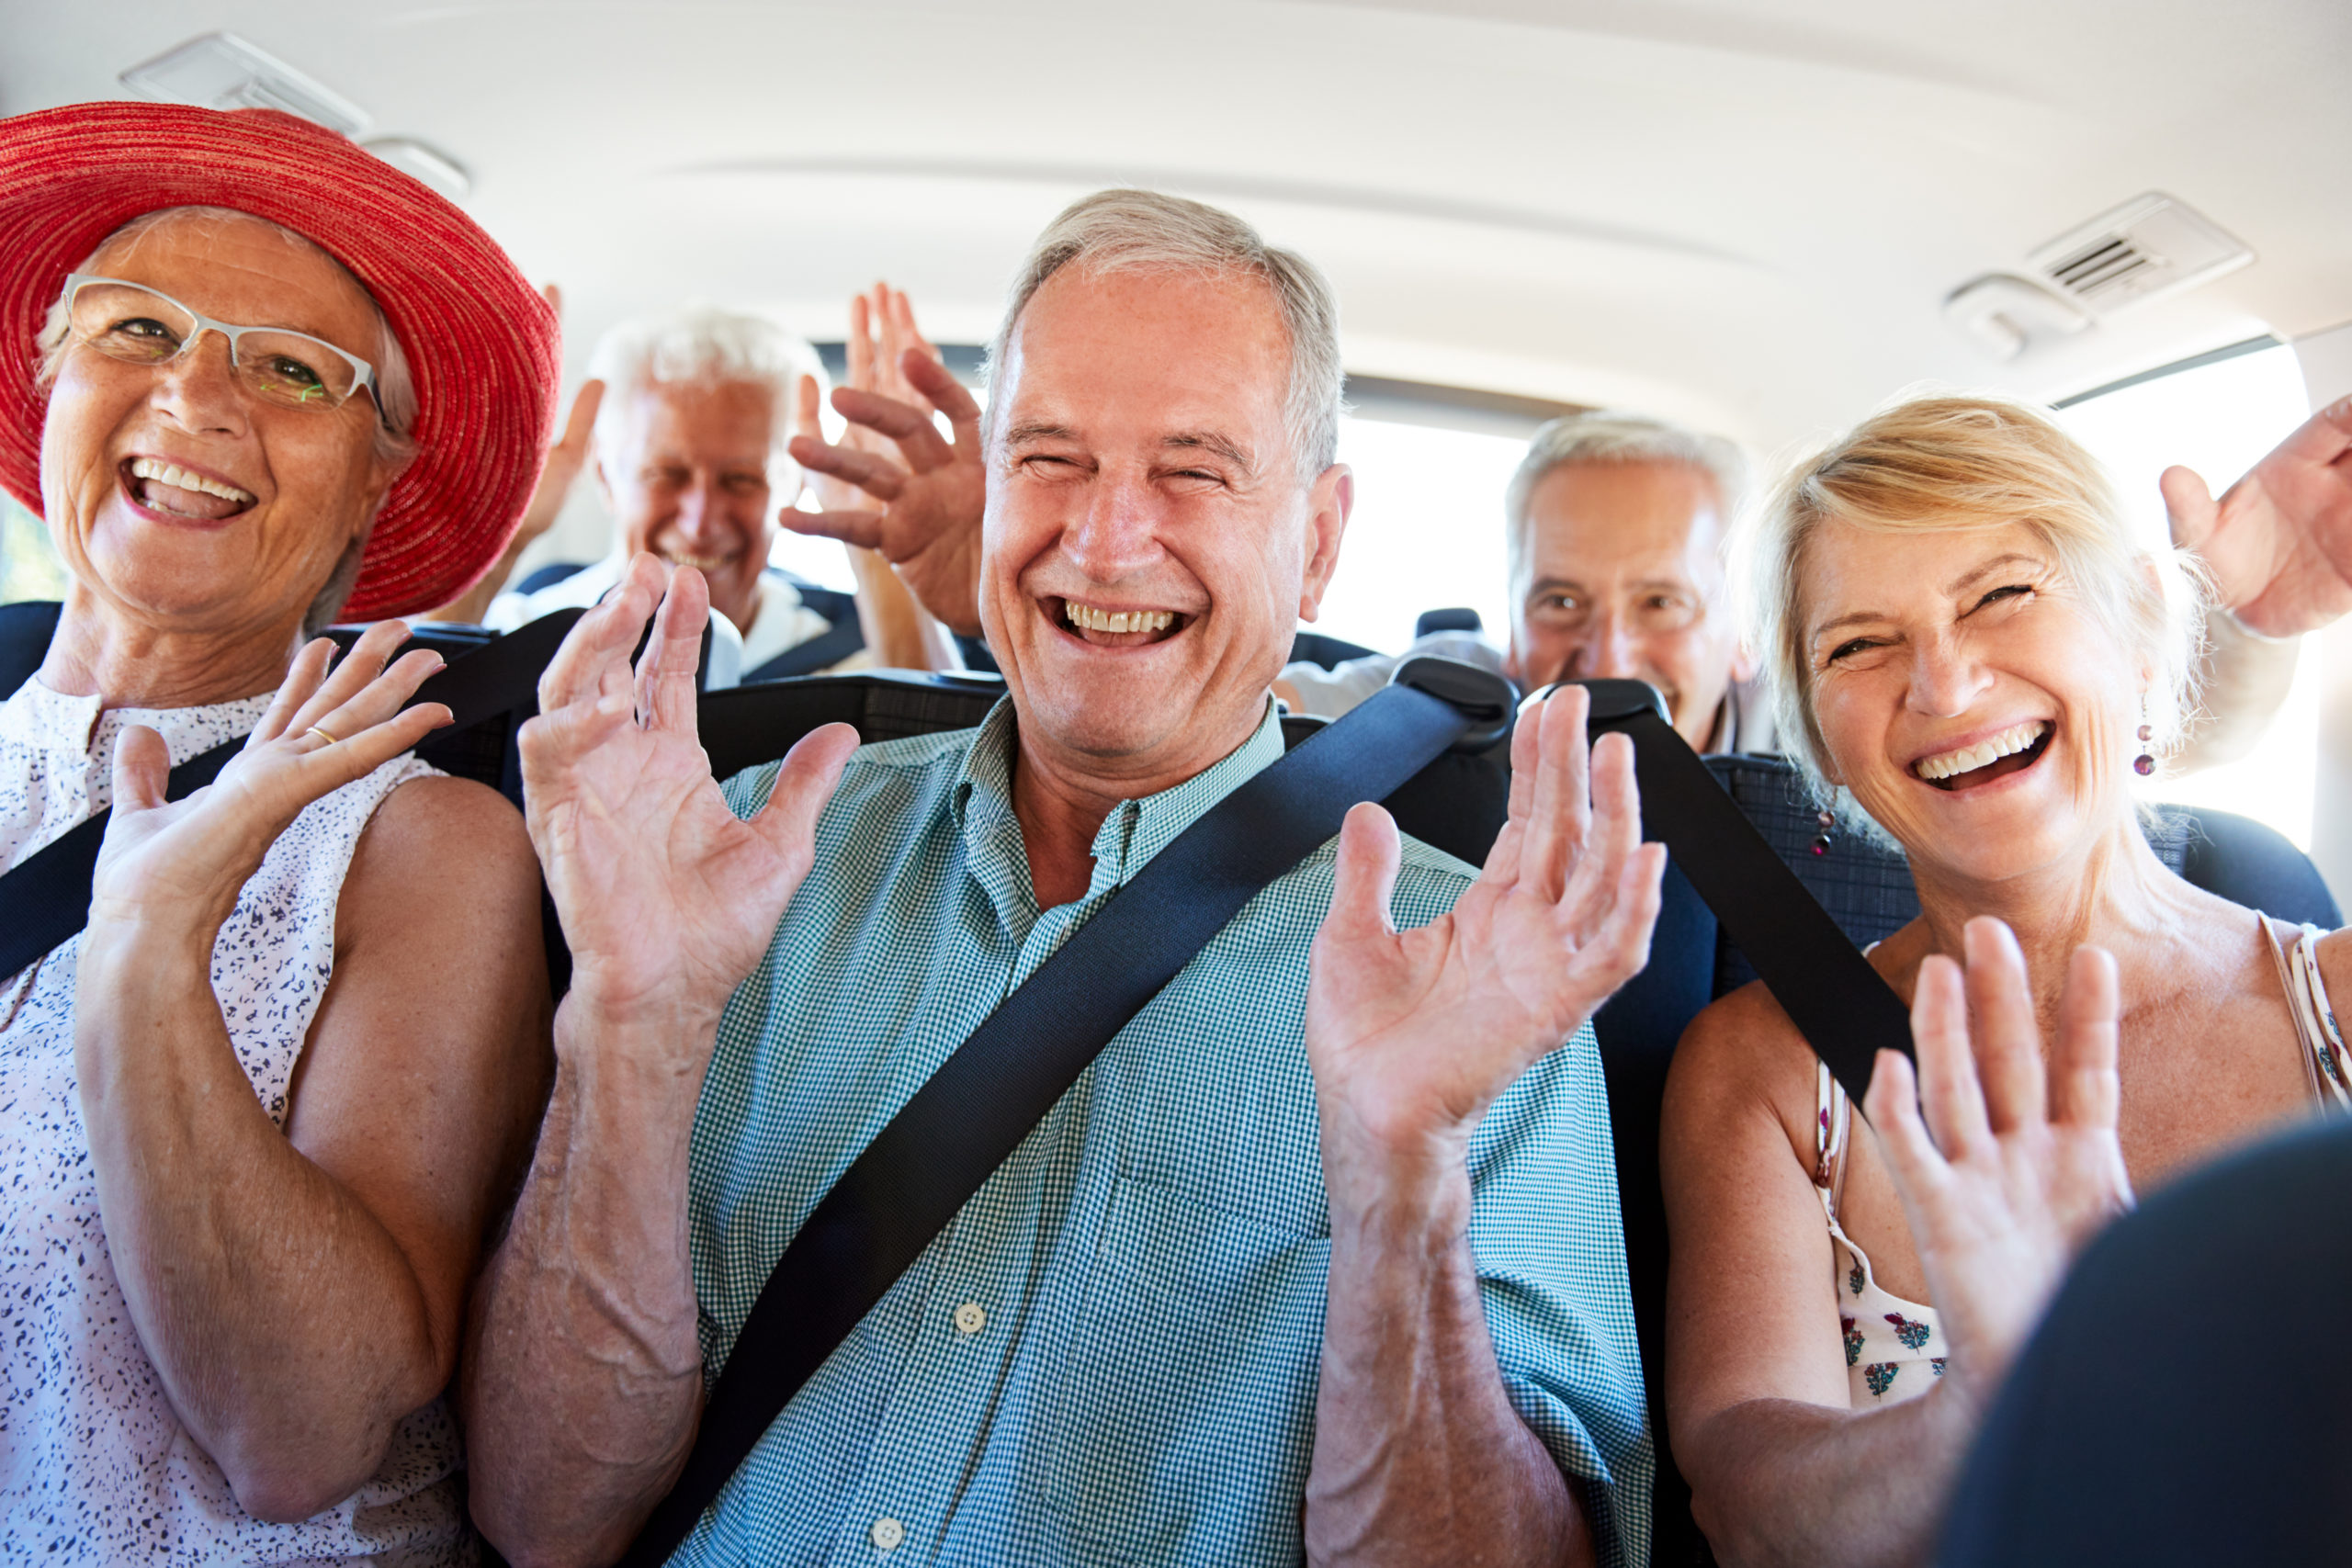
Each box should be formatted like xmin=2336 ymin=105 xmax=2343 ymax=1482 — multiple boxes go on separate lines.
xmin=784 ymin=283 xmax=986 ymax=637
xmin=2164 ymin=395 xmax=2352 ymax=637
xmin=518 ymin=554 xmax=857 ymax=1032
xmin=1864 ymin=919 xmax=2134 ymax=1400
xmin=1306 ymin=688 xmax=1667 ymax=1200
xmin=87 ymin=619 xmax=451 ymax=938
xmin=795 ymin=284 xmax=932 ymax=511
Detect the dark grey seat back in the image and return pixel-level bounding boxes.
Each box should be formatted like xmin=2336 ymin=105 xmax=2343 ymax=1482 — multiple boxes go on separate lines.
xmin=1941 ymin=1115 xmax=2352 ymax=1565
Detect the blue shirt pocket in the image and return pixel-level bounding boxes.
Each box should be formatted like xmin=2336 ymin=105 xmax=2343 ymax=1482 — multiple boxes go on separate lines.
xmin=1039 ymin=1175 xmax=1332 ymax=1566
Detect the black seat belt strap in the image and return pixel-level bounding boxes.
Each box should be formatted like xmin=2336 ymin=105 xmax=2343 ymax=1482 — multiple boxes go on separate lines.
xmin=622 ymin=659 xmax=1513 ymax=1565
xmin=0 ymin=609 xmax=583 ymax=984
xmin=1570 ymin=678 xmax=1912 ymax=1104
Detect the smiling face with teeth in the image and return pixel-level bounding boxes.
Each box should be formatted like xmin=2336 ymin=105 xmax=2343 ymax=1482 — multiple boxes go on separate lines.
xmin=981 ymin=266 xmax=1350 ymax=795
xmin=39 ymin=209 xmax=400 ymax=690
xmin=1802 ymin=518 xmax=2150 ymax=886
xmin=597 ymin=379 xmax=783 ymax=637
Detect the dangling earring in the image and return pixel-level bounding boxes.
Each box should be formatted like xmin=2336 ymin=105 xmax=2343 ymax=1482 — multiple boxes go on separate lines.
xmin=2134 ymin=722 xmax=2156 ymax=777
xmin=1811 ymin=807 xmax=1837 ymax=855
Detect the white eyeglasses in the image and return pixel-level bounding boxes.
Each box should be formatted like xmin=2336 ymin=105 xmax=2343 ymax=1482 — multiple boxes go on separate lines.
xmin=57 ymin=274 xmax=382 ymax=419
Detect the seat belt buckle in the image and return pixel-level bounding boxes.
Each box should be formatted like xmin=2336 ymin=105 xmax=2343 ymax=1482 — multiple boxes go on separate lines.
xmin=1524 ymin=678 xmax=1670 ymax=729
xmin=1390 ymin=655 xmax=1517 ymax=751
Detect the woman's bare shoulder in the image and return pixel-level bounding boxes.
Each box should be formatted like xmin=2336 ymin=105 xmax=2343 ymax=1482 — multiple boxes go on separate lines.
xmin=1665 ymin=979 xmax=1822 ymax=1163
xmin=369 ymin=773 xmax=532 ymax=862
xmin=1668 ymin=919 xmax=1928 ymax=1164
xmin=340 ymin=774 xmax=540 ymax=943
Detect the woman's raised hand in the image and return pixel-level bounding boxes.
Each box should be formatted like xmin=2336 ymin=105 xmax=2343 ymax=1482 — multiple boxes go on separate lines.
xmin=518 ymin=555 xmax=857 ymax=1037
xmin=88 ymin=618 xmax=451 ymax=939
xmin=1864 ymin=919 xmax=2135 ymax=1399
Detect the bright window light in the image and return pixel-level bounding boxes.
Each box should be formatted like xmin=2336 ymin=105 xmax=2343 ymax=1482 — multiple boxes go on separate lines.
xmin=1 ymin=494 xmax=68 ymax=606
xmin=2055 ymin=342 xmax=2316 ymax=847
xmin=769 ymin=502 xmax=862 ymax=592
xmin=1311 ymin=415 xmax=1525 ymax=652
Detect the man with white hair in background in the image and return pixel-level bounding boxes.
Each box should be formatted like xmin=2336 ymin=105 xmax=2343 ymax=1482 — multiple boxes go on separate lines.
xmin=462 ymin=299 xmax=949 ymax=682
xmin=465 ymin=188 xmax=1656 ymax=1568
xmin=1276 ymin=412 xmax=1770 ymax=752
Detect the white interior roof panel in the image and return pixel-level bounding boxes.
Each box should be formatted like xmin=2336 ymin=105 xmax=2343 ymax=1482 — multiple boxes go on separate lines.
xmin=3 ymin=0 xmax=2346 ymax=449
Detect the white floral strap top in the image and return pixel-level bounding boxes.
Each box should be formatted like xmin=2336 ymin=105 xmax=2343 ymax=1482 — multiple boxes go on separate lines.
xmin=2262 ymin=916 xmax=2352 ymax=1107
xmin=1815 ymin=911 xmax=2346 ymax=1409
xmin=1813 ymin=1059 xmax=1949 ymax=1407
xmin=0 ymin=678 xmax=465 ymax=1565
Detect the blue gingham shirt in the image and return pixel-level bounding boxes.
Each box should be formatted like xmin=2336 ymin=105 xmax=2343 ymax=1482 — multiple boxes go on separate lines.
xmin=682 ymin=697 xmax=1650 ymax=1567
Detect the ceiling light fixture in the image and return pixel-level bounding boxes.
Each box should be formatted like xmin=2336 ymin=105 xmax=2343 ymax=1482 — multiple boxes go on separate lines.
xmin=119 ymin=33 xmax=473 ymax=202
xmin=119 ymin=31 xmax=370 ymax=138
xmin=361 ymin=137 xmax=473 ymax=201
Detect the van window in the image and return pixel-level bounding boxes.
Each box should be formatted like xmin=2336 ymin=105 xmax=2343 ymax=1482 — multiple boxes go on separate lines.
xmin=1314 ymin=415 xmax=1526 ymax=650
xmin=1 ymin=494 xmax=66 ymax=604
xmin=2056 ymin=340 xmax=2318 ymax=849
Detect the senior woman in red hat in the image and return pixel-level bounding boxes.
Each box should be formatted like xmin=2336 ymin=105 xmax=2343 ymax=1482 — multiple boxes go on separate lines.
xmin=0 ymin=103 xmax=557 ymax=1562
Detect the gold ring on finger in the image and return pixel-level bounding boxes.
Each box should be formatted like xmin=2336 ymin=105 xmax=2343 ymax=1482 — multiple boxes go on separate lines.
xmin=305 ymin=725 xmax=339 ymax=747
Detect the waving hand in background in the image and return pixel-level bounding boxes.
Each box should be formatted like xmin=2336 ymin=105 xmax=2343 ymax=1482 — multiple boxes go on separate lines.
xmin=785 ymin=283 xmax=987 ymax=638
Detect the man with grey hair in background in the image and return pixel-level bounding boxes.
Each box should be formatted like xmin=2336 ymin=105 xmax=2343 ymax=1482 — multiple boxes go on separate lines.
xmin=446 ymin=298 xmax=951 ymax=682
xmin=464 ymin=188 xmax=1655 ymax=1567
xmin=1276 ymin=411 xmax=1770 ymax=753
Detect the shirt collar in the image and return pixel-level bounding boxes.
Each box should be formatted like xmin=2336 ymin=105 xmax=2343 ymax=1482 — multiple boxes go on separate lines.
xmin=954 ymin=695 xmax=1289 ymax=895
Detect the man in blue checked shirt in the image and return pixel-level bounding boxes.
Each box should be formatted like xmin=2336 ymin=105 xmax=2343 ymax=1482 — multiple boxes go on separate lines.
xmin=465 ymin=189 xmax=1663 ymax=1568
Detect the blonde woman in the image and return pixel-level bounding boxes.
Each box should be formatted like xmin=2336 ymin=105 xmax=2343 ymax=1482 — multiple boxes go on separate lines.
xmin=1660 ymin=393 xmax=2352 ymax=1566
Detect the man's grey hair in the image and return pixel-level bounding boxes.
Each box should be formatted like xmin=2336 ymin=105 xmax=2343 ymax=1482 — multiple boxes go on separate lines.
xmin=982 ymin=188 xmax=1345 ymax=479
xmin=31 ymin=204 xmax=421 ymax=631
xmin=1504 ymin=410 xmax=1749 ymax=576
xmin=585 ymin=304 xmax=824 ymax=472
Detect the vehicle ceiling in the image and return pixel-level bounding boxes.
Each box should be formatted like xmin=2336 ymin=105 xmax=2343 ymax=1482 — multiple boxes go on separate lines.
xmin=4 ymin=0 xmax=2346 ymax=450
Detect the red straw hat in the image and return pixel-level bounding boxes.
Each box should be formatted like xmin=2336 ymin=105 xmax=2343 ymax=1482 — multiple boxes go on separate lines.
xmin=0 ymin=101 xmax=558 ymax=621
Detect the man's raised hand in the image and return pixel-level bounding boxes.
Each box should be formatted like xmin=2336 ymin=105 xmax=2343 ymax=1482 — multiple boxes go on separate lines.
xmin=519 ymin=554 xmax=856 ymax=1035
xmin=1863 ymin=921 xmax=2135 ymax=1400
xmin=2165 ymin=394 xmax=2352 ymax=637
xmin=784 ymin=284 xmax=986 ymax=637
xmin=1306 ymin=688 xmax=1666 ymax=1198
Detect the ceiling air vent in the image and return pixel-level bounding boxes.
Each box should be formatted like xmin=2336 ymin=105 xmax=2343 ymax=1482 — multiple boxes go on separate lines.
xmin=2029 ymin=193 xmax=2253 ymax=315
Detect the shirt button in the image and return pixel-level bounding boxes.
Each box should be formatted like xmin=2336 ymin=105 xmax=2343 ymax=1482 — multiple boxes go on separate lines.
xmin=953 ymin=1302 xmax=987 ymax=1336
xmin=870 ymin=1516 xmax=905 ymax=1551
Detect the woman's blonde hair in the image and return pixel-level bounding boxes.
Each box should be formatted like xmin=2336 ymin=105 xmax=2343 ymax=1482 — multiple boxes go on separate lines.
xmin=1737 ymin=391 xmax=2207 ymax=807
